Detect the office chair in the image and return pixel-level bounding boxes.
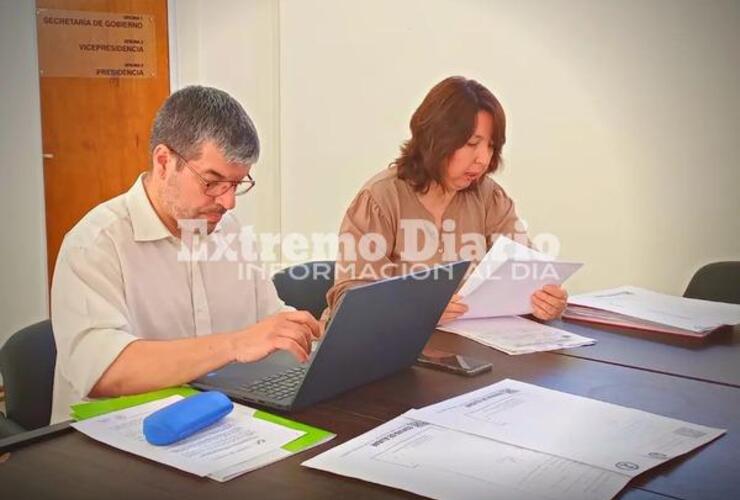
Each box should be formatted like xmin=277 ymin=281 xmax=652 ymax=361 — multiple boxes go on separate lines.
xmin=683 ymin=261 xmax=740 ymax=305
xmin=0 ymin=320 xmax=56 ymax=437
xmin=272 ymin=260 xmax=336 ymax=319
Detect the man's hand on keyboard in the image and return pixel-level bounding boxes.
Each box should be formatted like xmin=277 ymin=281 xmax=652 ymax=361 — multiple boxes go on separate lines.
xmin=231 ymin=310 xmax=323 ymax=363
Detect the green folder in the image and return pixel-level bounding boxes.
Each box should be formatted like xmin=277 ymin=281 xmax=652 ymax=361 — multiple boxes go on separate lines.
xmin=70 ymin=387 xmax=334 ymax=453
xmin=252 ymin=410 xmax=333 ymax=453
xmin=70 ymin=386 xmax=199 ymax=420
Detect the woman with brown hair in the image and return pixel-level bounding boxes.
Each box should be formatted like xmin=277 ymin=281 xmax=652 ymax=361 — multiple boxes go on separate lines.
xmin=325 ymin=76 xmax=567 ymax=324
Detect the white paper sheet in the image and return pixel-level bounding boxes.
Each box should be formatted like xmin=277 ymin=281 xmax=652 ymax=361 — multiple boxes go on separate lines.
xmin=72 ymin=396 xmax=303 ymax=478
xmin=207 ymin=432 xmax=335 ymax=482
xmin=208 ymin=448 xmax=292 ymax=482
xmin=303 ymin=415 xmax=631 ymax=500
xmin=440 ymin=316 xmax=595 ymax=355
xmin=406 ymin=379 xmax=726 ymax=476
xmin=460 ymin=236 xmax=555 ymax=295
xmin=459 ymin=237 xmax=583 ymax=319
xmin=569 ymin=286 xmax=740 ymax=332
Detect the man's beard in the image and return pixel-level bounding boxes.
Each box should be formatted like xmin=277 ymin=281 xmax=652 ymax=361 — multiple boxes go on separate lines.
xmin=161 ymin=177 xmax=226 ymax=234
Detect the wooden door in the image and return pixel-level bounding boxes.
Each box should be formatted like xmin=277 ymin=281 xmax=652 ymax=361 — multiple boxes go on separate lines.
xmin=36 ymin=0 xmax=170 ymax=284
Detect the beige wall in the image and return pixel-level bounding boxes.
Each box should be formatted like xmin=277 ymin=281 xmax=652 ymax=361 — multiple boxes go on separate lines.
xmin=0 ymin=0 xmax=49 ymax=352
xmin=278 ymin=0 xmax=740 ymax=294
xmin=170 ymin=0 xmax=282 ymax=237
xmin=2 ymin=0 xmax=738 ymax=354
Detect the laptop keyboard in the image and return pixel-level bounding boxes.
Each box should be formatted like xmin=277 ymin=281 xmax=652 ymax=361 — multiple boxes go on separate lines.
xmin=239 ymin=366 xmax=308 ymax=401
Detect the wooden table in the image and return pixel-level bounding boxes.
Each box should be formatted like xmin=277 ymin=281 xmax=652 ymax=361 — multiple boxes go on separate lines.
xmin=549 ymin=320 xmax=740 ymax=387
xmin=2 ymin=329 xmax=738 ymax=500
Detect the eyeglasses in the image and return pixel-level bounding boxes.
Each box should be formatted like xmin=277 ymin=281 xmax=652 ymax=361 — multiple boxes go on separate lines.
xmin=166 ymin=145 xmax=256 ymax=197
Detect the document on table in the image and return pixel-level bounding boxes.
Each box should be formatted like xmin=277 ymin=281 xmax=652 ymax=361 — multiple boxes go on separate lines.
xmin=406 ymin=379 xmax=726 ymax=476
xmin=459 ymin=237 xmax=583 ymax=319
xmin=439 ymin=316 xmax=595 ymax=355
xmin=569 ymin=286 xmax=740 ymax=333
xmin=304 ymin=415 xmax=631 ymax=500
xmin=306 ymin=380 xmax=725 ymax=499
xmin=72 ymin=395 xmax=303 ymax=480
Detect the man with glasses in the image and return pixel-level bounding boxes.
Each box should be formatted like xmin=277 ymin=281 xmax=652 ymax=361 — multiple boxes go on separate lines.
xmin=50 ymin=86 xmax=321 ymax=423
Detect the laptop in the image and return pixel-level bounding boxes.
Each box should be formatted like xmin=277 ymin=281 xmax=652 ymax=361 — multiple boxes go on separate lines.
xmin=191 ymin=260 xmax=470 ymax=411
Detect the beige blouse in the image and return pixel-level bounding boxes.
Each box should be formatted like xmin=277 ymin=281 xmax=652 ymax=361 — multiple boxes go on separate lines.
xmin=325 ymin=167 xmax=526 ymax=313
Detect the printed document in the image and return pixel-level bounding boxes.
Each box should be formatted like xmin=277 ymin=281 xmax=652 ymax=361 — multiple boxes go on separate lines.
xmin=304 ymin=416 xmax=631 ymax=500
xmin=440 ymin=316 xmax=595 ymax=354
xmin=569 ymin=286 xmax=740 ymax=333
xmin=305 ymin=380 xmax=724 ymax=499
xmin=72 ymin=396 xmax=303 ymax=479
xmin=459 ymin=237 xmax=582 ymax=319
xmin=406 ymin=379 xmax=725 ymax=476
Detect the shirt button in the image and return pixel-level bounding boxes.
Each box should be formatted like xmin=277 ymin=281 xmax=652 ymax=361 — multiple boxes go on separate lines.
xmin=438 ymin=248 xmax=443 ymax=254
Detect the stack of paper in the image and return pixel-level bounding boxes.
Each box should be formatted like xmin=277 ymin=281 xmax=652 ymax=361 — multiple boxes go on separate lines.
xmin=439 ymin=237 xmax=590 ymax=355
xmin=71 ymin=391 xmax=334 ymax=482
xmin=565 ymin=286 xmax=740 ymax=337
xmin=440 ymin=316 xmax=595 ymax=355
xmin=459 ymin=236 xmax=582 ymax=319
xmin=304 ymin=379 xmax=725 ymax=500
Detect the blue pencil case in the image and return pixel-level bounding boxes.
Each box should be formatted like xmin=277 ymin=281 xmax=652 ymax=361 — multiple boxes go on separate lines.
xmin=143 ymin=391 xmax=233 ymax=446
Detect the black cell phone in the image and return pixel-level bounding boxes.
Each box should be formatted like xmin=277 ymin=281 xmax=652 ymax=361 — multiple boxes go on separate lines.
xmin=416 ymin=348 xmax=492 ymax=376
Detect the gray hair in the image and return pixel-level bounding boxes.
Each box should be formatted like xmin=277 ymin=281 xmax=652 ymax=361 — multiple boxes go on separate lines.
xmin=149 ymin=85 xmax=259 ymax=165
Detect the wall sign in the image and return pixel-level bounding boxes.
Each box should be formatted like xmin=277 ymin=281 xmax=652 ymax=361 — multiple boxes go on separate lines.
xmin=36 ymin=8 xmax=156 ymax=78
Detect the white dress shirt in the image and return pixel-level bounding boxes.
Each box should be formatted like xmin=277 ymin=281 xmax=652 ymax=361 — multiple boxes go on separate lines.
xmin=50 ymin=174 xmax=287 ymax=423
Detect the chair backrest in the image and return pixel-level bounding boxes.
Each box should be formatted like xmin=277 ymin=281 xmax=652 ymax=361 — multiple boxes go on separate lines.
xmin=272 ymin=261 xmax=336 ymax=319
xmin=0 ymin=320 xmax=56 ymax=432
xmin=684 ymin=261 xmax=740 ymax=305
